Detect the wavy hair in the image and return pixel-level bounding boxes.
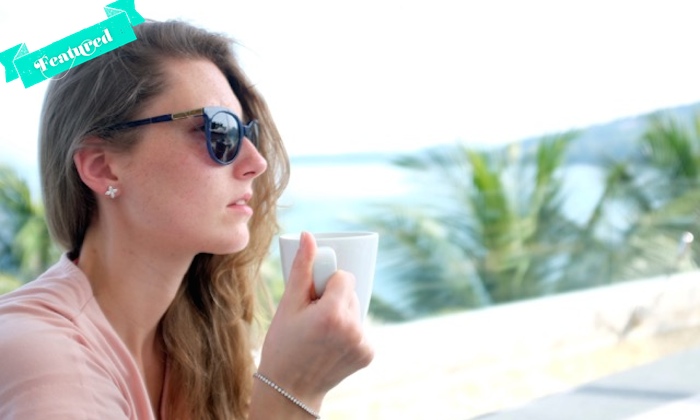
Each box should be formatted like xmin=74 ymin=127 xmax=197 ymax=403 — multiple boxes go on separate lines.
xmin=39 ymin=20 xmax=289 ymax=419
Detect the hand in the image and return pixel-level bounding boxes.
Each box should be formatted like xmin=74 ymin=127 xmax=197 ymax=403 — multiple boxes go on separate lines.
xmin=257 ymin=232 xmax=374 ymax=409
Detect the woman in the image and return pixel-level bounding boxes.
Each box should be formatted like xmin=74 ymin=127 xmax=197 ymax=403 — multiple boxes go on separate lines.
xmin=0 ymin=20 xmax=373 ymax=419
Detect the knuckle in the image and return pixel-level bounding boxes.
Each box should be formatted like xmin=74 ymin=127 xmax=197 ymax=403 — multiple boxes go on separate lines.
xmin=359 ymin=345 xmax=375 ymax=367
xmin=318 ymin=308 xmax=363 ymax=342
xmin=335 ymin=270 xmax=356 ymax=287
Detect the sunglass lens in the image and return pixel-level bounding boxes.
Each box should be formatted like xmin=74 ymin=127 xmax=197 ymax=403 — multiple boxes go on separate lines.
xmin=247 ymin=121 xmax=260 ymax=148
xmin=209 ymin=112 xmax=240 ymax=164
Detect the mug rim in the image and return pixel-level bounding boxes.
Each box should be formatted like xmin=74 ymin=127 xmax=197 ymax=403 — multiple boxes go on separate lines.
xmin=279 ymin=231 xmax=378 ymax=241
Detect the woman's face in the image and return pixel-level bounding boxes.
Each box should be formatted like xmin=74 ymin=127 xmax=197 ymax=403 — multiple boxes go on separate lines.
xmin=111 ymin=58 xmax=267 ymax=257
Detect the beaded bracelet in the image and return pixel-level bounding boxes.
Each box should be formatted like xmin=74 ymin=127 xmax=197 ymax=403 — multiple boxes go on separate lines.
xmin=253 ymin=372 xmax=321 ymax=419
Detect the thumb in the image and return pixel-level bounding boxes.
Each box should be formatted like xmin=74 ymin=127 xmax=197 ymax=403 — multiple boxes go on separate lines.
xmin=284 ymin=231 xmax=317 ymax=302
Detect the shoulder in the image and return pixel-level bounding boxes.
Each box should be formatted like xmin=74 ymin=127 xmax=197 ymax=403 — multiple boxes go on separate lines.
xmin=0 ymin=320 xmax=131 ymax=418
xmin=0 ymin=258 xmax=131 ymax=418
xmin=0 ymin=255 xmax=96 ymax=365
xmin=0 ymin=254 xmax=93 ymax=318
xmin=0 ymin=311 xmax=132 ymax=418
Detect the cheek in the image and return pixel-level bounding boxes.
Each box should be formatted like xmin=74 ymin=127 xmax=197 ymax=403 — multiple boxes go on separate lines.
xmin=125 ymin=152 xmax=192 ymax=209
xmin=136 ymin=137 xmax=200 ymax=186
xmin=124 ymin=135 xmax=225 ymax=218
xmin=156 ymin=158 xmax=213 ymax=206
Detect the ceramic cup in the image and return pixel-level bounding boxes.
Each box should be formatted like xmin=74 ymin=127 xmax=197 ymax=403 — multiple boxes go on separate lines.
xmin=279 ymin=232 xmax=379 ymax=321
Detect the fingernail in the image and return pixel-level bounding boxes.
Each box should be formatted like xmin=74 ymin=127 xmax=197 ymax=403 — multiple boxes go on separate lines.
xmin=299 ymin=231 xmax=308 ymax=251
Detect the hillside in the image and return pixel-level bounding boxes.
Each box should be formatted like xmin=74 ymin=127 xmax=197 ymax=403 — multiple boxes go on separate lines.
xmin=518 ymin=101 xmax=700 ymax=165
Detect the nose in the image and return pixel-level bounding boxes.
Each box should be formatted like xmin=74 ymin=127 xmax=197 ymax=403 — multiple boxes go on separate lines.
xmin=233 ymin=137 xmax=267 ymax=179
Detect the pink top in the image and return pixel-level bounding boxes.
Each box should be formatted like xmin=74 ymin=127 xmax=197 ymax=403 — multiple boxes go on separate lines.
xmin=0 ymin=254 xmax=166 ymax=419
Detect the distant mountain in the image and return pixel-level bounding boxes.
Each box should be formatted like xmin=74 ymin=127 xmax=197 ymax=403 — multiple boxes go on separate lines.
xmin=517 ymin=101 xmax=700 ymax=165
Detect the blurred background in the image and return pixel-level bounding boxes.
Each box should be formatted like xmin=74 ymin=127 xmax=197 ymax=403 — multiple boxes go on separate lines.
xmin=3 ymin=1 xmax=700 ymax=418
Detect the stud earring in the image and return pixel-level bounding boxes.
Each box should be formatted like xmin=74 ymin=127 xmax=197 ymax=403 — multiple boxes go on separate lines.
xmin=105 ymin=185 xmax=119 ymax=199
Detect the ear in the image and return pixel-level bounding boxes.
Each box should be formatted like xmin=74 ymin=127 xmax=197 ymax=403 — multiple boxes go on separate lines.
xmin=73 ymin=140 xmax=119 ymax=197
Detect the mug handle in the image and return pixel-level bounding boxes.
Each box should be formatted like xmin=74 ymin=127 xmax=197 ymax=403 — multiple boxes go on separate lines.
xmin=313 ymin=246 xmax=337 ymax=297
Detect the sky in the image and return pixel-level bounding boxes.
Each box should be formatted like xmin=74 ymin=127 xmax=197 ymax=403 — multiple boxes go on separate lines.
xmin=1 ymin=0 xmax=700 ymax=192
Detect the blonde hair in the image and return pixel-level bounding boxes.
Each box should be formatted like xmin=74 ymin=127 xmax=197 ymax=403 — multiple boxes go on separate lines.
xmin=39 ymin=20 xmax=289 ymax=419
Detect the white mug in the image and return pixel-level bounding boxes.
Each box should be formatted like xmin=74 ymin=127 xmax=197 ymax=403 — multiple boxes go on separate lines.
xmin=279 ymin=232 xmax=379 ymax=321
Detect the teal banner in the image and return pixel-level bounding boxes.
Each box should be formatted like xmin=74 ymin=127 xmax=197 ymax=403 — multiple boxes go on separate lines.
xmin=0 ymin=0 xmax=144 ymax=88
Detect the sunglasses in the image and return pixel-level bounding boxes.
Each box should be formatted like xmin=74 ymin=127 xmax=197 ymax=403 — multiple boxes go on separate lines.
xmin=106 ymin=106 xmax=259 ymax=165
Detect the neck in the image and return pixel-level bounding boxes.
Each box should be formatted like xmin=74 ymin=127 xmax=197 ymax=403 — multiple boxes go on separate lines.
xmin=77 ymin=223 xmax=192 ymax=360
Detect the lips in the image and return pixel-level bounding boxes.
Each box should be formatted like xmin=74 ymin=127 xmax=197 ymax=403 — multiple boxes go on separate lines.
xmin=229 ymin=193 xmax=252 ymax=208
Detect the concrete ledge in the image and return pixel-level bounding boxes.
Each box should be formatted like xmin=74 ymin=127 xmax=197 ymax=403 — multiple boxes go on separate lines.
xmin=478 ymin=347 xmax=700 ymax=420
xmin=323 ymin=270 xmax=700 ymax=419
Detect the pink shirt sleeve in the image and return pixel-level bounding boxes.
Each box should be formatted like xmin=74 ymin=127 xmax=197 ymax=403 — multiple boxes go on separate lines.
xmin=0 ymin=310 xmax=131 ymax=419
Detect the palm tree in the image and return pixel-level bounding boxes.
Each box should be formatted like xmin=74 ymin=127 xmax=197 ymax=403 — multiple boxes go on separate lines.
xmin=360 ymin=133 xmax=579 ymax=320
xmin=579 ymin=111 xmax=700 ymax=283
xmin=0 ymin=164 xmax=60 ymax=285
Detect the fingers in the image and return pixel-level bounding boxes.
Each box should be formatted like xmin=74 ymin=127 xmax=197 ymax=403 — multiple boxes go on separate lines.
xmin=285 ymin=232 xmax=317 ymax=302
xmin=259 ymin=242 xmax=374 ymax=402
xmin=281 ymin=232 xmax=364 ymax=324
xmin=321 ymin=270 xmax=359 ymax=314
xmin=314 ymin=270 xmax=364 ymax=338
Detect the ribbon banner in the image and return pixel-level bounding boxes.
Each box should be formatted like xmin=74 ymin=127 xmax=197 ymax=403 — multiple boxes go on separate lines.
xmin=0 ymin=0 xmax=144 ymax=88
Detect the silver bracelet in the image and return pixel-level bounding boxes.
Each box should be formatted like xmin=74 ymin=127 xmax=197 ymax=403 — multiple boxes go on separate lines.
xmin=253 ymin=372 xmax=321 ymax=419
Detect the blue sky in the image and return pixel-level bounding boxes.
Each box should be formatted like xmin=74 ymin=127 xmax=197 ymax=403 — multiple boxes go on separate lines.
xmin=1 ymin=0 xmax=700 ymax=191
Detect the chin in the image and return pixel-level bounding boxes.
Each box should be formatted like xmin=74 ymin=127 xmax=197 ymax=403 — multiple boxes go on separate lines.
xmin=212 ymin=231 xmax=251 ymax=255
xmin=197 ymin=223 xmax=251 ymax=255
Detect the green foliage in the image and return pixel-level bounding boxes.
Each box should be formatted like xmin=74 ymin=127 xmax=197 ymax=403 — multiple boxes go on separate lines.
xmin=0 ymin=164 xmax=60 ymax=283
xmin=588 ymin=111 xmax=700 ymax=281
xmin=0 ymin=273 xmax=22 ymax=295
xmin=361 ymin=133 xmax=585 ymax=321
